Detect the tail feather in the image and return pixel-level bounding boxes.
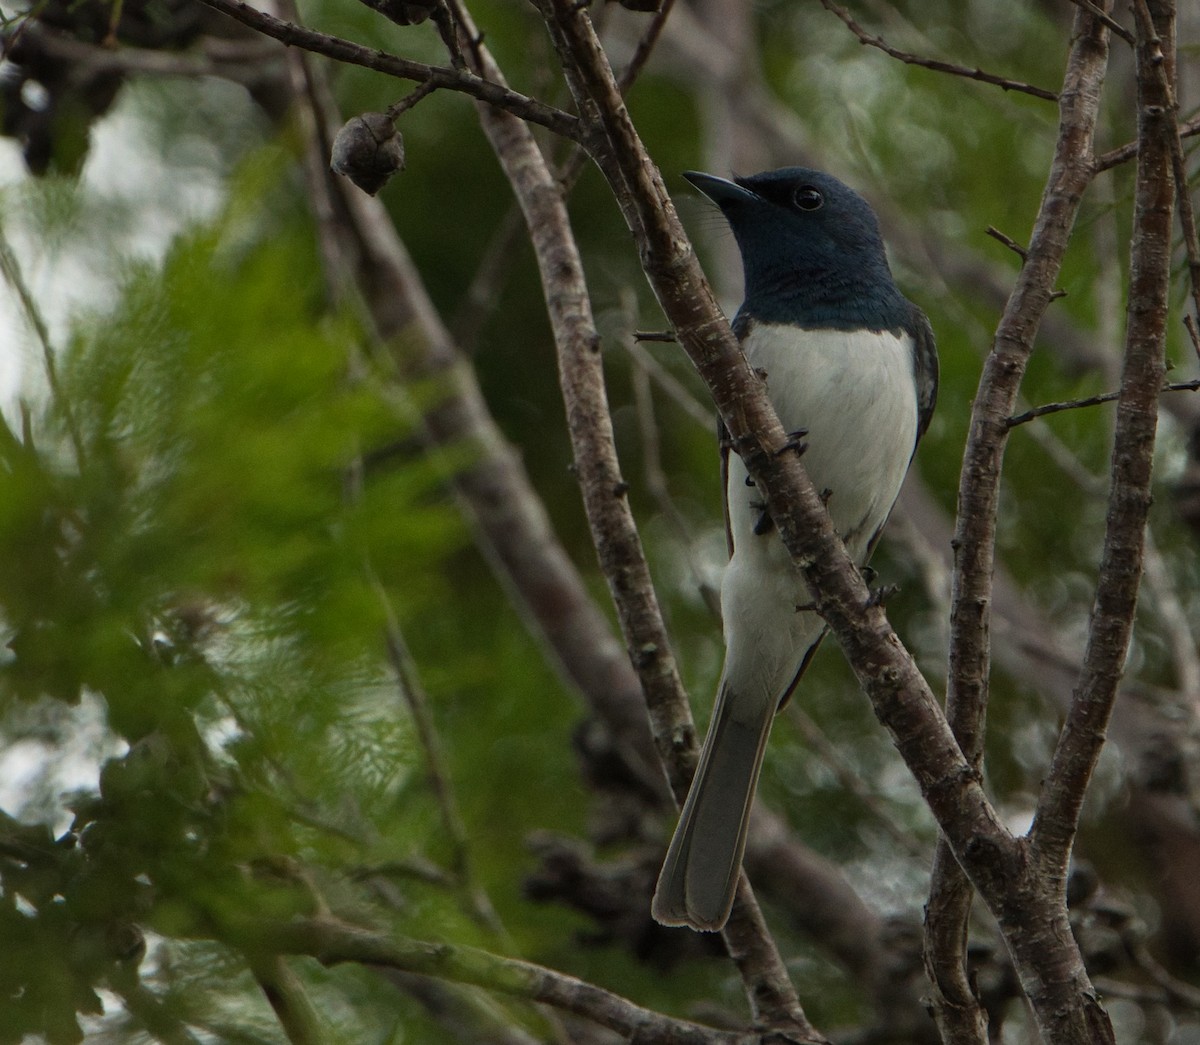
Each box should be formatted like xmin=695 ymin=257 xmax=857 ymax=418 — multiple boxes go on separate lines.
xmin=651 ymin=682 xmax=775 ymax=931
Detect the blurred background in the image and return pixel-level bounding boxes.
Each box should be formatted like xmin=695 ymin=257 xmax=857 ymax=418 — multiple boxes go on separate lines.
xmin=0 ymin=0 xmax=1198 ymax=1041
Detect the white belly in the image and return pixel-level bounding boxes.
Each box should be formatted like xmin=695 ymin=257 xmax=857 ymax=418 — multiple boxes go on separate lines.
xmin=719 ymin=323 xmax=919 ymax=705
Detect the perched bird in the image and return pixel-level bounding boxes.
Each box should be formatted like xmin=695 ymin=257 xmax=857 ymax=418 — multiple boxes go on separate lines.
xmin=652 ymin=168 xmax=938 ymax=932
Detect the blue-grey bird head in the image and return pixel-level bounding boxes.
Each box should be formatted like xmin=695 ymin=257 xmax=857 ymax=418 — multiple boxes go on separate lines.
xmin=686 ymin=166 xmax=939 ymax=438
xmin=684 ymin=167 xmax=912 ymax=333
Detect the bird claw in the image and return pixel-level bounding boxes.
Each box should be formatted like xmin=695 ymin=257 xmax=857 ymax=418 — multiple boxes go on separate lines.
xmin=866 ymin=582 xmax=899 ymax=608
xmin=774 ymin=428 xmax=809 ymax=458
xmin=748 ymin=498 xmax=775 ymax=536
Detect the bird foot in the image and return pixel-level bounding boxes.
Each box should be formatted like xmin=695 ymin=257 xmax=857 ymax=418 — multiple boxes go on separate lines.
xmin=773 ymin=428 xmax=809 ymax=458
xmin=866 ymin=582 xmax=899 ymax=608
xmin=748 ymin=499 xmax=775 ymax=536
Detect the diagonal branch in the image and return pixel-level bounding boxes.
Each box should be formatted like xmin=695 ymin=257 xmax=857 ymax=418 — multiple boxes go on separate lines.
xmin=535 ymin=1 xmax=1127 ymax=1041
xmin=249 ymin=915 xmax=749 ymax=1044
xmin=532 ymin=6 xmax=839 ymax=1041
xmin=538 ymin=0 xmax=1000 ymax=886
xmin=189 ymin=0 xmax=583 ymax=140
xmin=444 ymin=0 xmax=693 ymax=800
xmin=816 ymin=0 xmax=1059 ymax=101
xmin=273 ymin=8 xmax=902 ymax=1024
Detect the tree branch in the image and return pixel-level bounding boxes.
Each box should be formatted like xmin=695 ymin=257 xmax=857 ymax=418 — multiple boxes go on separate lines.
xmin=442 ymin=0 xmax=700 ymax=810
xmin=189 ymin=0 xmax=583 ymax=140
xmin=276 ymin=12 xmax=911 ymax=1029
xmin=1093 ymin=109 xmax=1200 ymax=171
xmin=927 ymin=7 xmax=1114 ymax=1040
xmin=816 ymin=0 xmax=1059 ymax=101
xmin=1030 ymin=0 xmax=1174 ymax=874
xmin=531 ymin=1 xmax=1023 ymax=1040
xmin=249 ymin=916 xmax=750 ymax=1044
xmin=1005 ymin=379 xmax=1200 ymax=426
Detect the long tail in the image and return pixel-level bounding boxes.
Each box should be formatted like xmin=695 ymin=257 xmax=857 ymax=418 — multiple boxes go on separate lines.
xmin=651 ymin=680 xmax=775 ymax=931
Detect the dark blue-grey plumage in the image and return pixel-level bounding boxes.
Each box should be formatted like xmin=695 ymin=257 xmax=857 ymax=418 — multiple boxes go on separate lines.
xmin=652 ymin=167 xmax=938 ymax=931
xmin=685 ymin=167 xmax=937 ymax=438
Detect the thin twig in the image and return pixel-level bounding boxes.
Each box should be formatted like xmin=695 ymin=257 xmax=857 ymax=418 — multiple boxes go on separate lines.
xmin=817 ymin=0 xmax=1058 ymax=101
xmin=1127 ymin=938 xmax=1200 ymax=1010
xmin=1093 ymin=110 xmax=1200 ymax=171
xmin=1141 ymin=528 xmax=1200 ymax=699
xmin=191 ymin=0 xmax=583 ymax=140
xmin=1186 ymin=314 xmax=1200 ymax=360
xmin=1162 ymin=100 xmax=1200 ymax=345
xmin=386 ymin=79 xmax=438 ymax=119
xmin=1006 ymin=379 xmax=1200 ymax=426
xmin=786 ymin=706 xmax=929 ymax=862
xmin=986 ymin=225 xmax=1028 ymax=260
xmin=986 ymin=226 xmax=1068 ymax=298
xmin=1065 ymin=0 xmax=1136 ymax=45
xmin=616 ymin=0 xmax=678 ymax=93
xmin=623 ymin=337 xmax=713 ymax=429
xmin=377 ymin=583 xmax=512 ymax=941
xmin=449 ymin=202 xmax=525 ymax=351
xmin=629 ymin=343 xmax=721 ymax=620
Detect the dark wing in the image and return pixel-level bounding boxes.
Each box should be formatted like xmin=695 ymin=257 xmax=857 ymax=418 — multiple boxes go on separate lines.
xmin=859 ymin=304 xmax=938 ymax=566
xmin=909 ymin=304 xmax=939 ymax=443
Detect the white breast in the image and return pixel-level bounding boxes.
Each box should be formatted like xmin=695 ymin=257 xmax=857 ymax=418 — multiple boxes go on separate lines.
xmin=732 ymin=323 xmax=919 ymax=561
xmin=717 ymin=323 xmax=920 ymax=705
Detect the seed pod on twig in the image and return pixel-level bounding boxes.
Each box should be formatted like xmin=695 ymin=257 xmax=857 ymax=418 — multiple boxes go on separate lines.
xmin=330 ymin=112 xmax=405 ymax=196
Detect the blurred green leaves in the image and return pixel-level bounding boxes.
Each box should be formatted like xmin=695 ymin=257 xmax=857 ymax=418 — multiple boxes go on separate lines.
xmin=0 ymin=166 xmax=477 ymax=1038
xmin=0 ymin=0 xmax=1196 ymax=1040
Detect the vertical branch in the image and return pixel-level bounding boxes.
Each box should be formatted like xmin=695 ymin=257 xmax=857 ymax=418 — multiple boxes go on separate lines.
xmin=277 ymin=16 xmax=894 ymax=1018
xmin=925 ymin=8 xmax=1113 ymax=1040
xmin=945 ymin=2 xmax=1112 ymax=790
xmin=459 ymin=3 xmax=823 ymax=1037
xmin=287 ymin=16 xmax=669 ymax=797
xmin=446 ymin=2 xmax=693 ymax=796
xmin=1030 ymin=0 xmax=1175 ymax=872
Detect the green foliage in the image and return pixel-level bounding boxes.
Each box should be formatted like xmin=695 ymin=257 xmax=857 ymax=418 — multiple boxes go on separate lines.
xmin=0 ymin=0 xmax=1197 ymax=1040
xmin=0 ymin=171 xmax=476 ymax=1037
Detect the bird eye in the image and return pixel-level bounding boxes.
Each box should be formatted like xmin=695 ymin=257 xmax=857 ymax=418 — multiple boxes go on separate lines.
xmin=792 ymin=186 xmax=823 ymax=211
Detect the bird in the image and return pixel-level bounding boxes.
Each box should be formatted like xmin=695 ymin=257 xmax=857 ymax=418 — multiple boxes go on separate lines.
xmin=651 ymin=167 xmax=938 ymax=932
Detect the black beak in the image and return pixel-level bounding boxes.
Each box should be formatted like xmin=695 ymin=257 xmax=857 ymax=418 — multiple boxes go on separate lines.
xmin=682 ymin=171 xmax=760 ymax=207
